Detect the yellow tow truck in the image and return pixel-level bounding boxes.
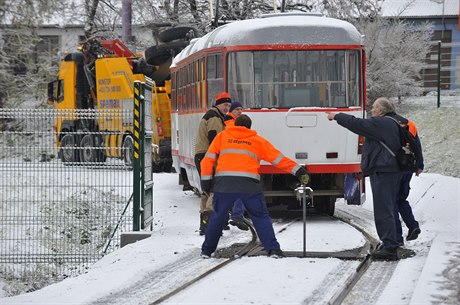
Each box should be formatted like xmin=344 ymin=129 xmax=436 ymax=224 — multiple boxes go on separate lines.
xmin=47 ymin=37 xmax=172 ymax=171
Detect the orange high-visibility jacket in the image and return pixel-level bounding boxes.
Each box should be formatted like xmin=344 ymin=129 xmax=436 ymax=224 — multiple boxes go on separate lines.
xmin=224 ymin=112 xmax=237 ymax=127
xmin=407 ymin=120 xmax=417 ymax=137
xmin=201 ymin=126 xmax=301 ymax=183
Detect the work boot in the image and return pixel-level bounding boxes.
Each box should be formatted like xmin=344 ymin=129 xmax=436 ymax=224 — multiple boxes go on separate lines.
xmin=229 ymin=218 xmax=249 ymax=231
xmin=406 ymin=227 xmax=421 ymax=241
xmin=200 ymin=250 xmax=212 ymax=259
xmin=268 ymin=249 xmax=286 ymax=258
xmin=370 ymin=246 xmax=399 ymax=261
xmin=199 ymin=211 xmax=211 ymax=236
xmin=397 ymin=247 xmax=416 ymax=259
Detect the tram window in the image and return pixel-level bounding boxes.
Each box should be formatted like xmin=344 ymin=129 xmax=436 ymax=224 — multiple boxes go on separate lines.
xmin=348 ymin=52 xmax=360 ymax=106
xmin=200 ymin=58 xmax=205 ymax=80
xmin=194 ymin=62 xmax=198 ymax=110
xmin=199 ymin=58 xmax=205 ymax=108
xmin=181 ymin=66 xmax=185 ymax=111
xmin=171 ymin=72 xmax=177 ymax=111
xmin=227 ymin=50 xmax=360 ymax=108
xmin=207 ymin=55 xmax=216 ymax=78
xmin=188 ymin=64 xmax=193 ymax=111
xmin=215 ymin=53 xmax=223 ymax=79
xmin=207 ymin=53 xmax=224 ymax=107
xmin=228 ymin=52 xmax=254 ymax=107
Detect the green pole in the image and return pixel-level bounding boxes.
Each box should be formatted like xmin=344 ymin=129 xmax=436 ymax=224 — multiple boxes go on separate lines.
xmin=133 ymin=81 xmax=142 ymax=231
xmin=139 ymin=82 xmax=146 ymax=229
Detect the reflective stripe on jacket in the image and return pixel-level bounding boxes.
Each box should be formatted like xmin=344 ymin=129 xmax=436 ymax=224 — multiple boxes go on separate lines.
xmin=201 ymin=126 xmax=301 ymax=183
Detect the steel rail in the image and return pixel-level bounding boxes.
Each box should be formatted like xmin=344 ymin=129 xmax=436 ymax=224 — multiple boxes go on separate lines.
xmin=325 ymin=211 xmax=380 ymax=304
xmin=149 ymin=219 xmax=258 ymax=305
xmin=149 ymin=210 xmax=382 ymax=305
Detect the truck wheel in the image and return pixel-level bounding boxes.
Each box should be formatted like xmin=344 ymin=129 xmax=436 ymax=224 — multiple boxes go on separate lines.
xmin=144 ymin=45 xmax=171 ymax=66
xmin=158 ymin=27 xmax=196 ymax=43
xmin=122 ymin=135 xmax=134 ymax=168
xmin=80 ymin=134 xmax=97 ymax=163
xmin=94 ymin=134 xmax=107 ymax=163
xmin=59 ymin=134 xmax=77 ymax=164
xmin=315 ymin=196 xmax=336 ymax=216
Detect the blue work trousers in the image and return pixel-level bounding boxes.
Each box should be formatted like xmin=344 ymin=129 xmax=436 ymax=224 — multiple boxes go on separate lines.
xmin=394 ymin=173 xmax=419 ymax=243
xmin=230 ymin=198 xmax=245 ymax=221
xmin=202 ymin=192 xmax=280 ymax=255
xmin=369 ymin=172 xmax=402 ymax=250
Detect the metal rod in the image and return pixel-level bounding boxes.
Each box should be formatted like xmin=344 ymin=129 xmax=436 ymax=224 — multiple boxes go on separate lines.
xmin=302 ymin=183 xmax=307 ymax=257
xmin=103 ymin=193 xmax=134 ymax=254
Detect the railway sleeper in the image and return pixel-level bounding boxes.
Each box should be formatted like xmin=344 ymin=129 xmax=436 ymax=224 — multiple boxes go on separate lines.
xmin=215 ymin=242 xmax=370 ymax=260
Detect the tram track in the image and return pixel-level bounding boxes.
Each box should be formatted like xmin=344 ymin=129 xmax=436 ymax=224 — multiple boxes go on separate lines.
xmin=90 ymin=208 xmax=401 ymax=305
xmin=148 ymin=212 xmax=379 ymax=305
xmin=144 ymin=218 xmax=308 ymax=305
xmin=89 ymin=219 xmax=263 ymax=305
xmin=264 ymin=207 xmax=398 ymax=305
xmin=149 ymin=219 xmax=259 ymax=305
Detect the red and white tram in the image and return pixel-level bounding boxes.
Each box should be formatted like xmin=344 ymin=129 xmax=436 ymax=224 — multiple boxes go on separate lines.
xmin=170 ymin=13 xmax=366 ymax=215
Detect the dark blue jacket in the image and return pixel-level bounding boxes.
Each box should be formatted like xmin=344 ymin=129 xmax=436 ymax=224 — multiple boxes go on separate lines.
xmin=335 ymin=113 xmax=400 ymax=176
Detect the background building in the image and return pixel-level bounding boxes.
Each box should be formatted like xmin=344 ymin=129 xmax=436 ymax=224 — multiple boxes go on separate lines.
xmin=382 ymin=0 xmax=460 ymax=91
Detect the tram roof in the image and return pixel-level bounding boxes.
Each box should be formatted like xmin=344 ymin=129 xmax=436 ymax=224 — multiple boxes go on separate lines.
xmin=171 ymin=13 xmax=363 ymax=67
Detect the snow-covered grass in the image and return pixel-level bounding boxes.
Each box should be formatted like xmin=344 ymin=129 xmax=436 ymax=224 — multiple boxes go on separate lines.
xmin=394 ymin=93 xmax=459 ymax=178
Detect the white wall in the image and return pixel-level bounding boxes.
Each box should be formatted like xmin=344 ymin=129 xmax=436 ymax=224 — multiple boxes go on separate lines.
xmin=36 ymin=25 xmax=155 ymax=55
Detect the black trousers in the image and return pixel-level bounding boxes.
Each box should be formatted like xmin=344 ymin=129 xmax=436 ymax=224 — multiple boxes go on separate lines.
xmin=194 ymin=153 xmax=205 ymax=175
xmin=369 ymin=171 xmax=402 ymax=249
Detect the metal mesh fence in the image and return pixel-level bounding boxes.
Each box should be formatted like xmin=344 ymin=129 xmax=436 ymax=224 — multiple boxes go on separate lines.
xmin=0 ymin=108 xmax=134 ymax=290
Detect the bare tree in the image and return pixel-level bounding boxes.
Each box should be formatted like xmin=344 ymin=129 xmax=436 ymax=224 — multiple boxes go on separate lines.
xmin=82 ymin=0 xmax=123 ymax=38
xmin=319 ymin=0 xmax=383 ymax=22
xmin=361 ymin=17 xmax=432 ymax=101
xmin=318 ymin=0 xmax=432 ymax=102
xmin=0 ymin=0 xmax=63 ymax=108
xmin=84 ymin=0 xmax=101 ymax=38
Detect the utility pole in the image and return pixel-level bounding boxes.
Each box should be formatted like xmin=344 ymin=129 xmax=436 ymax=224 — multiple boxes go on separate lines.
xmin=122 ymin=0 xmax=133 ymax=45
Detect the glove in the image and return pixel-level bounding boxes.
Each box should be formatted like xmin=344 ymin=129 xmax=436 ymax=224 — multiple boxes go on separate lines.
xmin=295 ymin=167 xmax=310 ymax=185
xmin=201 ymin=180 xmax=212 ymax=193
xmin=300 ymin=174 xmax=310 ymax=185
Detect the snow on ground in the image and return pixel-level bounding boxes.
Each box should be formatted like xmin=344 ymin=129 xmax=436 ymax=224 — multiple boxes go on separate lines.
xmin=1 ymin=171 xmax=458 ymax=305
xmin=395 ymin=93 xmax=460 ymax=178
xmin=0 ymin=95 xmax=459 ymax=304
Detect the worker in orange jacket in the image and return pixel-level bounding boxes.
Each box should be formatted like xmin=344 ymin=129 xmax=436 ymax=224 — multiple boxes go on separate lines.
xmin=223 ymin=101 xmax=248 ymax=230
xmin=200 ymin=114 xmax=309 ymax=258
xmin=223 ymin=101 xmax=243 ymax=127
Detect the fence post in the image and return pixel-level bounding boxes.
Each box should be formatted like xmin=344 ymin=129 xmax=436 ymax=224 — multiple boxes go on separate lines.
xmin=437 ymin=41 xmax=441 ymax=108
xmin=141 ymin=81 xmax=154 ymax=230
xmin=133 ymin=81 xmax=143 ymax=231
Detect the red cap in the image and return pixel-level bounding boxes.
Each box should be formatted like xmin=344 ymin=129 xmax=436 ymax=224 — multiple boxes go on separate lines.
xmin=215 ymin=92 xmax=231 ymax=105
